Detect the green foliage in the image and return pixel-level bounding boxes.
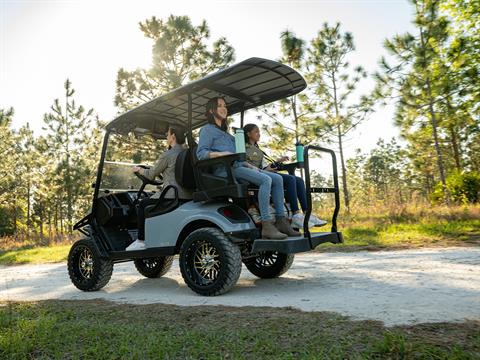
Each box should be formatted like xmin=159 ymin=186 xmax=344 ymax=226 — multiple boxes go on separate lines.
xmin=41 ymin=79 xmax=100 ymax=233
xmin=0 ymin=108 xmax=17 ymax=235
xmin=374 ymin=0 xmax=479 ymax=203
xmin=0 ymin=80 xmax=100 ymax=238
xmin=0 ymin=208 xmax=14 ymax=236
xmin=347 ymin=138 xmax=412 ymax=208
xmin=306 ymin=22 xmax=374 ymax=211
xmin=112 ymin=15 xmax=236 ymax=164
xmin=115 ymin=15 xmax=235 ymax=112
xmin=0 ymin=244 xmax=70 ymax=265
xmin=432 ymin=171 xmax=480 ymax=204
xmin=261 ymin=30 xmax=320 ymax=159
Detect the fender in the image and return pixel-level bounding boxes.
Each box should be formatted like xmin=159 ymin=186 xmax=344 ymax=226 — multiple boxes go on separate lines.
xmin=144 ymin=201 xmax=256 ymax=248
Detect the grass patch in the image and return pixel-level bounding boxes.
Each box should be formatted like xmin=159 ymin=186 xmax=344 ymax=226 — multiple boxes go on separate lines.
xmin=315 ymin=205 xmax=480 ymax=251
xmin=0 ymin=300 xmax=479 ymax=359
xmin=1 ymin=219 xmax=479 ymax=265
xmin=0 ymin=244 xmax=70 ymax=266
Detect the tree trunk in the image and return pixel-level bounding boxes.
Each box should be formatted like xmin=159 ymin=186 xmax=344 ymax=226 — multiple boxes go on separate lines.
xmin=337 ymin=125 xmax=350 ymax=212
xmin=449 ymin=125 xmax=461 ymax=171
xmin=59 ymin=201 xmax=64 ymax=236
xmin=48 ymin=209 xmax=52 ymax=242
xmin=291 ymin=96 xmax=304 ymax=180
xmin=13 ymin=195 xmax=17 ymax=234
xmin=426 ymin=79 xmax=448 ymax=202
xmin=332 ymin=72 xmax=350 ymax=212
xmin=418 ymin=17 xmax=448 ymax=203
xmin=446 ymin=96 xmax=462 ymax=170
xmin=65 ymin=91 xmax=74 ymax=234
xmin=54 ymin=204 xmax=58 ymax=235
xmin=26 ymin=179 xmax=31 ymax=234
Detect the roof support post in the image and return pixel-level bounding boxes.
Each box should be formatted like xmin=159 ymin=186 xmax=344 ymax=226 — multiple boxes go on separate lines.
xmin=187 ymin=93 xmax=193 ymax=146
xmin=92 ymin=130 xmax=111 ymax=213
xmin=240 ymin=106 xmax=245 ymax=128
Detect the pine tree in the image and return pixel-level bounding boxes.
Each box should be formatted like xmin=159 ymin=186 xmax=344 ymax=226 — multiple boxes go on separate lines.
xmin=42 ymin=79 xmax=96 ymax=234
xmin=441 ymin=0 xmax=480 ymax=172
xmin=115 ymin=15 xmax=235 ymax=112
xmin=261 ymin=30 xmax=330 ymax=163
xmin=0 ymin=108 xmax=17 ymax=235
xmin=374 ymin=0 xmax=460 ymax=202
xmin=306 ymin=22 xmax=373 ymax=212
xmin=15 ymin=124 xmax=39 ymax=234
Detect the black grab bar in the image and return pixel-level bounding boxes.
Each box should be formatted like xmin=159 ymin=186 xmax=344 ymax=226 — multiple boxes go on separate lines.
xmin=303 ymin=145 xmax=341 ymax=244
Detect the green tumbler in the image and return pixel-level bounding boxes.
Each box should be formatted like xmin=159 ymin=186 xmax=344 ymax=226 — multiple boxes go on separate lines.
xmin=296 ymin=142 xmax=304 ymax=163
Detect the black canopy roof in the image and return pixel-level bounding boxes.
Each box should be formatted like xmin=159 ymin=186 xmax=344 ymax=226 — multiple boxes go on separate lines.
xmin=106 ymin=57 xmax=307 ymax=137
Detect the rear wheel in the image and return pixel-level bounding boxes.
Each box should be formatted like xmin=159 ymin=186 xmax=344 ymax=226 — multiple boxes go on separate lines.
xmin=68 ymin=238 xmax=113 ymax=291
xmin=244 ymin=251 xmax=294 ymax=278
xmin=179 ymin=228 xmax=242 ymax=296
xmin=134 ymin=256 xmax=174 ymax=278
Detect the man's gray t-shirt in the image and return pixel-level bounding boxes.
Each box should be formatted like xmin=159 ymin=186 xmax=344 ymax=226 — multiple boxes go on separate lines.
xmin=143 ymin=144 xmax=193 ymax=199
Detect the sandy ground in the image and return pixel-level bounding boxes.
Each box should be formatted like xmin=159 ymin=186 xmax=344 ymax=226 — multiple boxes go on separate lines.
xmin=1 ymin=247 xmax=479 ymax=326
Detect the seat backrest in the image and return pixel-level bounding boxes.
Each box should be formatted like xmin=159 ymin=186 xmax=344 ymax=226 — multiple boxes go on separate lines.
xmin=175 ymin=148 xmax=196 ymax=190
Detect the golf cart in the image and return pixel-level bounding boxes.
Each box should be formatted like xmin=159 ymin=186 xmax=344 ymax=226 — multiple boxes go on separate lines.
xmin=68 ymin=57 xmax=343 ymax=296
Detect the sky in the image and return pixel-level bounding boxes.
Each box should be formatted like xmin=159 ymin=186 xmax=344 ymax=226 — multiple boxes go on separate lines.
xmin=1 ymin=0 xmax=415 ymax=159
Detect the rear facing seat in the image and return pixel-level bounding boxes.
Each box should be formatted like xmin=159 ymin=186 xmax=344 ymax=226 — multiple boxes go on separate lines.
xmin=175 ymin=147 xmax=248 ymax=202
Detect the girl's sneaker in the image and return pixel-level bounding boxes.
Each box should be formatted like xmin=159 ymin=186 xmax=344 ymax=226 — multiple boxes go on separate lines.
xmin=310 ymin=214 xmax=328 ymax=227
xmin=291 ymin=213 xmax=304 ymax=228
xmin=291 ymin=213 xmax=316 ymax=229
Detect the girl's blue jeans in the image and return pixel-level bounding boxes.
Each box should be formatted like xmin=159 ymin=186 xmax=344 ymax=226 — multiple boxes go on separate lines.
xmin=233 ymin=167 xmax=285 ymax=221
xmin=277 ymin=173 xmax=307 ymax=213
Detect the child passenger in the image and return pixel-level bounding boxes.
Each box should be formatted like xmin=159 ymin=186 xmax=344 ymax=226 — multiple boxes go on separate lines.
xmin=243 ymin=123 xmax=327 ymax=229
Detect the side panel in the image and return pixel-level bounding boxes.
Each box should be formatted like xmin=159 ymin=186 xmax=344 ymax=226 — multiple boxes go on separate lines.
xmin=144 ymin=201 xmax=256 ymax=248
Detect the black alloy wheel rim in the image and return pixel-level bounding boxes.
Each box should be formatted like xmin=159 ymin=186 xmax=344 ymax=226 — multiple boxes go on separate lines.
xmin=185 ymin=239 xmax=221 ymax=286
xmin=142 ymin=259 xmax=159 ymax=269
xmin=76 ymin=245 xmax=94 ymax=280
xmin=255 ymin=251 xmax=278 ymax=268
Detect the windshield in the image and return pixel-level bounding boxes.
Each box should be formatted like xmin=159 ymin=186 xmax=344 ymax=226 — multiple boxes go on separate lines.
xmin=98 ymin=133 xmax=168 ymax=193
xmin=99 ymin=161 xmax=158 ymax=192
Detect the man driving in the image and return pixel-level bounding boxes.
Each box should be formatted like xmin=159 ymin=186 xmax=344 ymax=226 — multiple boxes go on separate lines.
xmin=126 ymin=125 xmax=192 ymax=251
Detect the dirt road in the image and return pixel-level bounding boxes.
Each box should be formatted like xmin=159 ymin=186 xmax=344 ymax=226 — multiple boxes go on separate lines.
xmin=1 ymin=247 xmax=479 ymax=326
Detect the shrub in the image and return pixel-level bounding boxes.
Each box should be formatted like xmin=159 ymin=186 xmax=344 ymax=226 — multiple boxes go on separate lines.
xmin=432 ymin=171 xmax=480 ymax=204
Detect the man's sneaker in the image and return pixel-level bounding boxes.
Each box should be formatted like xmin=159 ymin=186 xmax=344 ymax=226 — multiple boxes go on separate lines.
xmin=126 ymin=239 xmax=145 ymax=251
xmin=310 ymin=214 xmax=328 ymax=227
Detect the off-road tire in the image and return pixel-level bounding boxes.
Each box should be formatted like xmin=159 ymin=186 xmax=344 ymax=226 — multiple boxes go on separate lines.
xmin=134 ymin=256 xmax=174 ymax=278
xmin=244 ymin=251 xmax=294 ymax=278
xmin=67 ymin=238 xmax=113 ymax=291
xmin=179 ymin=227 xmax=242 ymax=296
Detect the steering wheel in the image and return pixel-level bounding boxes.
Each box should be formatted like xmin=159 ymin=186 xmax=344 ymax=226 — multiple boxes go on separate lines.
xmin=134 ymin=167 xmax=163 ymax=186
xmin=133 ymin=165 xmax=163 ymax=205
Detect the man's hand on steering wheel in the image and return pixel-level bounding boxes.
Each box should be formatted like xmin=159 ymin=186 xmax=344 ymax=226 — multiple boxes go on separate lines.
xmin=132 ymin=165 xmax=163 ymax=186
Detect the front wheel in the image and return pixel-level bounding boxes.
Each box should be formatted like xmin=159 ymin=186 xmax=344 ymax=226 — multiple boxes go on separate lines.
xmin=244 ymin=251 xmax=294 ymax=278
xmin=179 ymin=228 xmax=242 ymax=296
xmin=67 ymin=238 xmax=113 ymax=291
xmin=134 ymin=256 xmax=174 ymax=278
